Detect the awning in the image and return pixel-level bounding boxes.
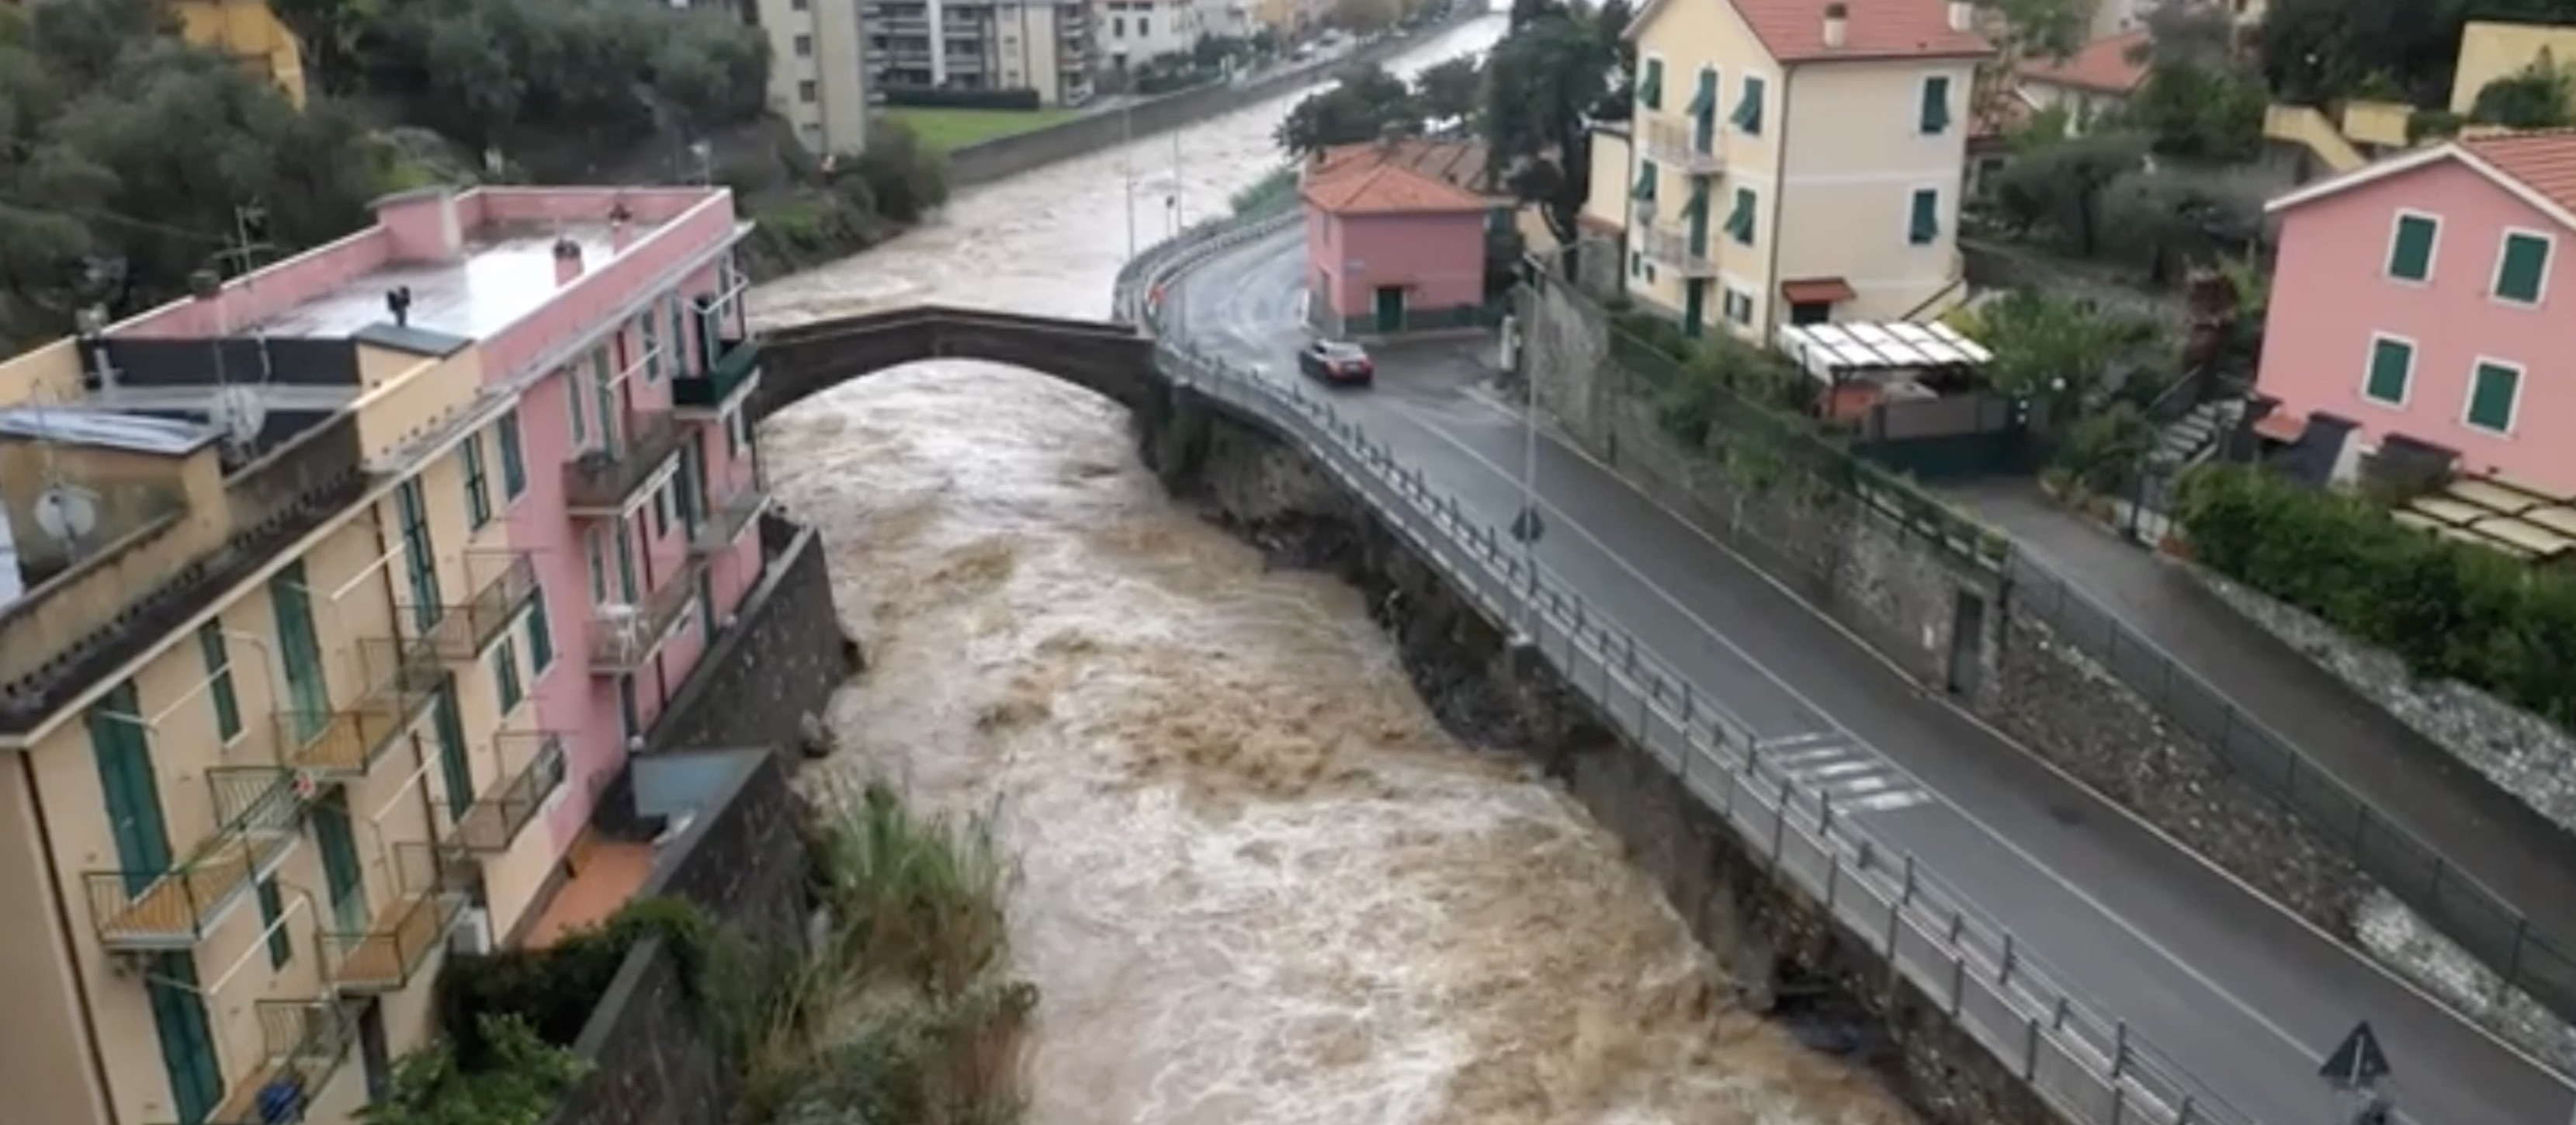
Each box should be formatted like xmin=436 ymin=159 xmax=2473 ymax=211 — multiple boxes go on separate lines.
xmin=2252 ymin=411 xmax=2307 ymax=443
xmin=1780 ymin=277 xmax=1857 ymax=304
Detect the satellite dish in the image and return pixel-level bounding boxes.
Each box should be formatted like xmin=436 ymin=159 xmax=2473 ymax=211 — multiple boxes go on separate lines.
xmin=209 ymin=385 xmax=269 ymax=450
xmin=33 ymin=485 xmax=99 ymax=545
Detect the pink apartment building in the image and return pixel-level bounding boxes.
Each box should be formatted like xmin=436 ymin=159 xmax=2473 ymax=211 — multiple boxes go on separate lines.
xmin=1302 ymin=140 xmax=1503 ymax=338
xmin=2259 ymin=132 xmax=2576 ymax=493
xmin=119 ymin=183 xmax=771 ymax=906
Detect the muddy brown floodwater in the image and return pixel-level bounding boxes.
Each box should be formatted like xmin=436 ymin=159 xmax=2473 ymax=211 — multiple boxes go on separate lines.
xmin=751 ymin=16 xmax=1922 ymax=1122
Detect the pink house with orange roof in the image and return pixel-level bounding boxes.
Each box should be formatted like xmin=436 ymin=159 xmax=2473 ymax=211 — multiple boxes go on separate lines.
xmin=1302 ymin=140 xmax=1506 ymax=337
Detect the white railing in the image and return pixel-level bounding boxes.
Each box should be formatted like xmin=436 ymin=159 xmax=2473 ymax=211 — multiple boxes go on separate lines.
xmin=1112 ymin=216 xmax=2252 ymax=1125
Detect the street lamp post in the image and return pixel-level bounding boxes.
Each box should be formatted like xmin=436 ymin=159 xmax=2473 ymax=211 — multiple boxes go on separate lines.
xmin=1121 ymin=101 xmax=1138 ymax=259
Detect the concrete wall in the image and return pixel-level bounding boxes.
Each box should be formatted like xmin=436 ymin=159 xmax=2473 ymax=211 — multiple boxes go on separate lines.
xmin=641 ymin=516 xmax=858 ymax=759
xmin=945 ymin=8 xmax=1486 ymax=188
xmin=1516 ymin=275 xmax=2371 ymax=936
xmin=1135 ymin=390 xmax=2059 ymax=1125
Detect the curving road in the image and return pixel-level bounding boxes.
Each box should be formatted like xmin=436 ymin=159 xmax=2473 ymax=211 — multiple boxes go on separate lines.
xmin=1165 ymin=225 xmax=2574 ymax=1125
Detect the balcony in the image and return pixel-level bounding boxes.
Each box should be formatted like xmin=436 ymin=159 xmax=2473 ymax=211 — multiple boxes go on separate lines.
xmin=1638 ymin=220 xmax=1719 ymax=278
xmin=1641 ymin=115 xmax=1724 ymax=175
xmin=563 ymin=411 xmax=683 ymax=515
xmin=83 ymin=767 xmax=302 ymax=948
xmin=692 ymin=478 xmax=769 ymax=557
xmin=324 ymin=842 xmax=464 ymax=995
xmin=274 ymin=641 xmax=446 ymax=780
xmin=673 ymin=335 xmax=759 ymax=418
xmin=590 ymin=560 xmax=706 ymax=672
xmin=418 ymin=550 xmax=540 ymax=661
xmin=444 ymin=732 xmax=569 ymax=856
xmin=182 ymin=1000 xmax=359 ymax=1125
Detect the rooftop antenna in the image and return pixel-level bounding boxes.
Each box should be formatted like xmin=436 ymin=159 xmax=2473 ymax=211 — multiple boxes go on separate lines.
xmin=202 ymin=201 xmax=280 ymax=460
xmin=23 ymin=385 xmax=102 ymax=561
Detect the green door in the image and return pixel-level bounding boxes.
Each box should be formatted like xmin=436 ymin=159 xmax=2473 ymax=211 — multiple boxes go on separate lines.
xmin=272 ymin=561 xmax=331 ymax=745
xmin=432 ymin=686 xmax=473 ymax=822
xmin=1372 ymin=286 xmax=1405 ymax=333
xmin=1683 ymin=280 xmax=1708 ymax=339
xmin=90 ymin=682 xmax=171 ymax=895
xmin=313 ymin=793 xmax=369 ymax=934
xmin=146 ymin=953 xmax=221 ymax=1125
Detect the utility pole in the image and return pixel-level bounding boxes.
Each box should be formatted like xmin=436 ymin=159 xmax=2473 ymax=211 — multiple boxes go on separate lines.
xmin=1169 ymin=127 xmax=1185 ymax=237
xmin=1121 ymin=101 xmax=1138 ymax=258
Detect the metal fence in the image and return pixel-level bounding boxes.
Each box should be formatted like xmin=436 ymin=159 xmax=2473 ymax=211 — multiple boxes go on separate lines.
xmin=2006 ymin=554 xmax=2576 ymax=1023
xmin=1117 ymin=217 xmax=2254 ymax=1125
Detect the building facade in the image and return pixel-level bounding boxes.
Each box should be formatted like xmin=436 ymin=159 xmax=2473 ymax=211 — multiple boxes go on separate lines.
xmin=1610 ymin=0 xmax=1988 ymax=339
xmin=2257 ymin=134 xmax=2576 ymax=492
xmin=1302 ymin=141 xmax=1500 ymax=335
xmin=758 ymin=0 xmax=873 ymax=155
xmin=865 ymin=0 xmax=1096 ymax=105
xmin=0 ymin=183 xmax=771 ymax=1125
xmin=1101 ymin=0 xmax=1202 ymax=71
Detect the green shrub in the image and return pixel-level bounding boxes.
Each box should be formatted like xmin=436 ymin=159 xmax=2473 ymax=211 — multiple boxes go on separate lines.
xmin=2176 ymin=465 xmax=2576 ymax=725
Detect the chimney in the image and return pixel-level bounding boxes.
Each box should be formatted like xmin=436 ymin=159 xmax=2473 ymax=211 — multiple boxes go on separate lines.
xmin=608 ymin=200 xmax=636 ymax=253
xmin=188 ymin=269 xmax=223 ymax=300
xmin=1947 ymin=0 xmax=1972 ymax=32
xmin=385 ymin=286 xmax=414 ymax=328
xmin=1822 ymin=2 xmax=1847 ymax=47
xmin=553 ymin=238 xmax=584 ymax=286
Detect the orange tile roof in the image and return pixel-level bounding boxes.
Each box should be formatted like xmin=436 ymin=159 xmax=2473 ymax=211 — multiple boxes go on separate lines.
xmin=1302 ymin=142 xmax=1498 ymax=215
xmin=1687 ymin=0 xmax=1992 ymax=63
xmin=2016 ymin=29 xmax=2150 ymax=95
xmin=2460 ymin=129 xmax=2576 ymax=215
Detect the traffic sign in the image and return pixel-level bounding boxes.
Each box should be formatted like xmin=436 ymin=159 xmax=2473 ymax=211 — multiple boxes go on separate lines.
xmin=2319 ymin=1021 xmax=2392 ymax=1091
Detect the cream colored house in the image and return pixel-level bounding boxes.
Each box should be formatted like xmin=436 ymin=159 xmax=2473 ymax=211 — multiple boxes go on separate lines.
xmin=1611 ymin=0 xmax=1990 ymax=339
xmin=761 ymin=0 xmax=872 ymax=155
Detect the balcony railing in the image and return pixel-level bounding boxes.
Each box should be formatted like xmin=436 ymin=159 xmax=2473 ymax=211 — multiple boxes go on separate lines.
xmin=417 ymin=551 xmax=539 ymax=661
xmin=185 ymin=1000 xmax=359 ymax=1125
xmin=673 ymin=335 xmax=760 ymax=418
xmin=83 ymin=767 xmax=302 ymax=948
xmin=589 ymin=560 xmax=706 ymax=672
xmin=275 ymin=642 xmax=446 ymax=780
xmin=1642 ymin=115 xmax=1724 ymax=175
xmin=445 ymin=732 xmax=569 ymax=856
xmin=691 ymin=479 xmax=769 ymax=557
xmin=563 ymin=411 xmax=683 ymax=515
xmin=324 ymin=842 xmax=464 ymax=995
xmin=1638 ymin=221 xmax=1718 ymax=278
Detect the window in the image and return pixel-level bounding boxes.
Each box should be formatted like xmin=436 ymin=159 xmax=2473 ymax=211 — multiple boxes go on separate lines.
xmin=1139 ymin=16 xmax=1149 ymax=34
xmin=463 ymin=432 xmax=491 ymax=529
xmin=1723 ymin=287 xmax=1754 ymax=326
xmin=571 ymin=350 xmax=600 ymax=445
xmin=726 ymin=408 xmax=744 ymax=458
xmin=146 ymin=953 xmax=221 ymax=1124
xmin=498 ymin=409 xmax=528 ymax=499
xmin=527 ymin=591 xmax=556 ymax=673
xmin=2363 ymin=335 xmax=2414 ymax=405
xmin=1732 ymin=74 xmax=1765 ymax=135
xmin=2385 ymin=212 xmax=2439 ymax=282
xmin=1638 ymin=57 xmax=1664 ymax=110
xmin=654 ymin=480 xmax=674 ymax=536
xmin=492 ymin=637 xmax=525 ymax=714
xmin=585 ymin=528 xmax=609 ymax=604
xmin=798 ymin=80 xmax=818 ymax=102
xmin=1919 ymin=75 xmax=1952 ymax=134
xmin=795 ymin=33 xmax=813 ymax=55
xmin=1907 ymin=188 xmax=1940 ymax=245
xmin=1631 ymin=159 xmax=1657 ymax=204
xmin=2466 ymin=359 xmax=2522 ymax=432
xmin=2495 ymin=230 xmax=2551 ymax=304
xmin=640 ymin=312 xmax=663 ymax=383
xmin=1112 ymin=16 xmax=1124 ymax=34
xmin=1686 ymin=66 xmax=1718 ymax=127
xmin=1725 ymin=187 xmax=1756 ymax=245
xmin=197 ymin=623 xmax=241 ymax=742
xmin=272 ymin=561 xmax=330 ymax=744
xmin=395 ymin=480 xmax=441 ymax=637
xmin=255 ymin=878 xmax=292 ymax=967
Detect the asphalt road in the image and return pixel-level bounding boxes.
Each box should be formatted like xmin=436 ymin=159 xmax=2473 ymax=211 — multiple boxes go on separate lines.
xmin=1167 ymin=227 xmax=2574 ymax=1125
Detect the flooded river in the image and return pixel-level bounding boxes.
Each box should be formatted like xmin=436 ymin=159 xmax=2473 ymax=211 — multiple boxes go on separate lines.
xmin=749 ymin=16 xmax=1916 ymax=1123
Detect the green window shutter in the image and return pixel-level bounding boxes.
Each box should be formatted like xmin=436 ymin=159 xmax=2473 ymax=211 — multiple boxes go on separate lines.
xmin=272 ymin=561 xmax=331 ymax=745
xmin=527 ymin=590 xmax=556 ymax=672
xmin=1685 ymin=69 xmax=1715 ymax=117
xmin=463 ymin=433 xmax=491 ymax=529
xmin=196 ymin=623 xmax=241 ymax=742
xmin=2364 ymin=337 xmax=2413 ymax=403
xmin=255 ymin=877 xmax=293 ymax=967
xmin=91 ymin=682 xmax=172 ymax=892
xmin=397 ymin=481 xmax=442 ymax=637
xmin=313 ymin=793 xmax=366 ymax=932
xmin=1638 ymin=58 xmax=1663 ymax=109
xmin=493 ymin=638 xmax=525 ymax=714
xmin=1725 ymin=188 xmax=1756 ymax=245
xmin=1685 ymin=183 xmax=1711 ymax=254
xmin=145 ymin=953 xmax=222 ymax=1124
xmin=2387 ymin=214 xmax=2437 ymax=280
xmin=2468 ymin=362 xmax=2521 ymax=430
xmin=498 ymin=408 xmax=528 ymax=498
xmin=1908 ymin=189 xmax=1940 ymax=245
xmin=1919 ymin=75 xmax=1952 ymax=134
xmin=1631 ymin=160 xmax=1658 ymax=202
xmin=2496 ymin=232 xmax=2550 ymax=302
xmin=1733 ymin=75 xmax=1765 ymax=134
xmin=432 ymin=686 xmax=473 ymax=822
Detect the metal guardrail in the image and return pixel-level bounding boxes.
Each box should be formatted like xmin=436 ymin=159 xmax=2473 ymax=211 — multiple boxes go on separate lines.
xmin=1117 ymin=216 xmax=2252 ymax=1125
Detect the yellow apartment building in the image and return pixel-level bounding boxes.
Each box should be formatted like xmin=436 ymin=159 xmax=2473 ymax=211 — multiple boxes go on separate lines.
xmin=0 ymin=319 xmax=566 ymax=1123
xmin=171 ymin=0 xmax=309 ymax=109
xmin=1610 ymin=0 xmax=1989 ymax=339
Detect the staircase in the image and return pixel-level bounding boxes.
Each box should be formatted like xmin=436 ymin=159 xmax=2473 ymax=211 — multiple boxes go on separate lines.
xmin=2149 ymin=396 xmax=2245 ymax=473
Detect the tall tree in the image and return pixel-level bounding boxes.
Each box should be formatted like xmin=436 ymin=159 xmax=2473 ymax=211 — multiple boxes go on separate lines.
xmin=1275 ymin=63 xmax=1420 ymax=154
xmin=1413 ymin=57 xmax=1483 ymax=124
xmin=1479 ymin=6 xmax=1613 ymax=247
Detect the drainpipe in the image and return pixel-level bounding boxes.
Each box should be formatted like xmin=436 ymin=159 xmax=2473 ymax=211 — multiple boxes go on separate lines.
xmin=1763 ymin=64 xmax=1794 ymax=343
xmin=23 ymin=752 xmax=126 ymax=1125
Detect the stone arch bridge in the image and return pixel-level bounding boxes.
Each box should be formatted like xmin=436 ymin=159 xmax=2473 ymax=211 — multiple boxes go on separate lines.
xmin=751 ymin=305 xmax=1160 ymax=420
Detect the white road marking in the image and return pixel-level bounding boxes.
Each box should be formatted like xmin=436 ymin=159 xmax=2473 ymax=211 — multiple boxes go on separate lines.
xmin=1754 ymin=737 xmax=1933 ymax=816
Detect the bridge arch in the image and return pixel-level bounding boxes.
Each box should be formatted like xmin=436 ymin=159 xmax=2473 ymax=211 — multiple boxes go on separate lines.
xmin=750 ymin=306 xmax=1160 ymax=421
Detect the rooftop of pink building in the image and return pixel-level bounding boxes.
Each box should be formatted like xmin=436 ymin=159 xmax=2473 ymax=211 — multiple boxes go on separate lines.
xmin=246 ymin=220 xmax=647 ymax=341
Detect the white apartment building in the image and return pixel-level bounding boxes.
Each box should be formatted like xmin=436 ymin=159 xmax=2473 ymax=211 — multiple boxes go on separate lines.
xmin=757 ymin=0 xmax=873 ymax=154
xmin=1100 ymin=0 xmax=1202 ymax=71
xmin=865 ymin=0 xmax=1098 ymax=106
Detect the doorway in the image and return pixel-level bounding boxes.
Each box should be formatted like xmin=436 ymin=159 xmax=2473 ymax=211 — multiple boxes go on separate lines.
xmin=1943 ymin=590 xmax=1987 ymax=698
xmin=1372 ymin=286 xmax=1406 ymax=334
xmin=1790 ymin=300 xmax=1832 ymax=325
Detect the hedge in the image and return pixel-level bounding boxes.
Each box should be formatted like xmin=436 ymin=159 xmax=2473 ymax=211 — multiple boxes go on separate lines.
xmin=2175 ymin=464 xmax=2576 ymax=728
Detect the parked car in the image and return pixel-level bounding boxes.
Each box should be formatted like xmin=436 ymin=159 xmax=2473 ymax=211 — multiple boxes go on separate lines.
xmin=1298 ymin=339 xmax=1374 ymax=386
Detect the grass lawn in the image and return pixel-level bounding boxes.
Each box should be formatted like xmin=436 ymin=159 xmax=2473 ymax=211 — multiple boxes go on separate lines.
xmin=882 ymin=107 xmax=1080 ymax=152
